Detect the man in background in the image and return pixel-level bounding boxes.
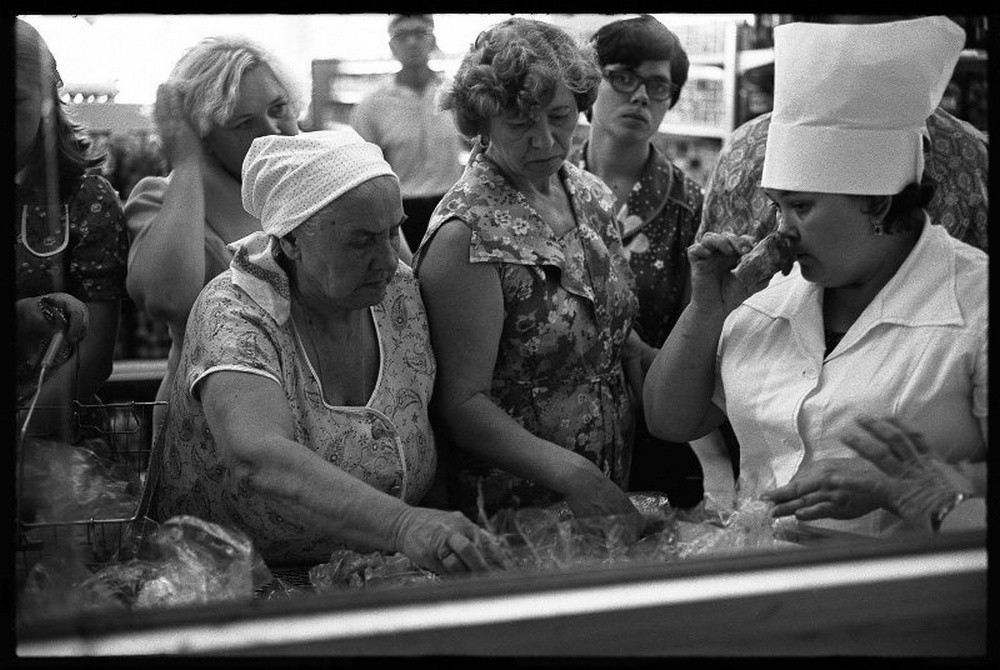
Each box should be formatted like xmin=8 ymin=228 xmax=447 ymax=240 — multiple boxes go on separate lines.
xmin=351 ymin=14 xmax=466 ymax=253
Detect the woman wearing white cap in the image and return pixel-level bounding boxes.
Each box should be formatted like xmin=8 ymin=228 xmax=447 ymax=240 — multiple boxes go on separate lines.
xmin=154 ymin=129 xmax=502 ymax=572
xmin=643 ymin=17 xmax=986 ymax=537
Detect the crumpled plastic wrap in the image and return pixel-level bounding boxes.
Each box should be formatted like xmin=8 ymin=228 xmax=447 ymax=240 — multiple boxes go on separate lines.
xmin=309 ymin=550 xmax=439 ymax=593
xmin=481 ymin=492 xmax=681 ymax=572
xmin=18 ymin=515 xmax=273 ymax=621
xmin=18 ymin=437 xmax=140 ymax=524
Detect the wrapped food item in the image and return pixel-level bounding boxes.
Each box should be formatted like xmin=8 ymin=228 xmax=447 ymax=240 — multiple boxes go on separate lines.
xmin=19 ymin=437 xmax=140 ymax=525
xmin=731 ymin=231 xmax=795 ymax=288
xmin=309 ymin=549 xmax=439 ymax=593
xmin=131 ymin=515 xmax=273 ymax=608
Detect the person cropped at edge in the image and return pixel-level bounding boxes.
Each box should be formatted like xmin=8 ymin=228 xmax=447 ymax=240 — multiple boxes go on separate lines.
xmin=124 ymin=36 xmax=414 ymax=436
xmin=643 ymin=17 xmax=986 ymax=537
xmin=155 ymin=129 xmax=502 ymax=572
xmin=350 ymin=14 xmax=465 ymax=254
xmin=412 ymin=18 xmax=654 ymax=539
xmin=568 ymin=14 xmax=730 ymax=510
xmin=698 ymin=16 xmax=988 ymax=253
xmin=15 ymin=19 xmax=128 ymax=426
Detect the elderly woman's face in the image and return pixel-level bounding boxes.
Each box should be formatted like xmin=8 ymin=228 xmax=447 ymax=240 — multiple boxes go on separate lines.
xmin=591 ymin=60 xmax=673 ymax=143
xmin=292 ymin=177 xmax=404 ymax=311
xmin=764 ymin=189 xmax=886 ymax=287
xmin=485 ymin=84 xmax=579 ymax=184
xmin=204 ymin=65 xmax=299 ymax=179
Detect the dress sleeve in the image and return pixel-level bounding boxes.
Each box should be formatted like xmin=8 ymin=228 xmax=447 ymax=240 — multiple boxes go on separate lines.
xmin=184 ymin=279 xmax=285 ymax=400
xmin=122 ymin=174 xmax=167 ymax=266
xmin=68 ymin=174 xmax=129 ymax=301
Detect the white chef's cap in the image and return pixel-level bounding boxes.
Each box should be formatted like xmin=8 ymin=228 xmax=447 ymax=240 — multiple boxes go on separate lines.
xmin=241 ymin=129 xmax=397 ymax=238
xmin=761 ymin=16 xmax=965 ymax=195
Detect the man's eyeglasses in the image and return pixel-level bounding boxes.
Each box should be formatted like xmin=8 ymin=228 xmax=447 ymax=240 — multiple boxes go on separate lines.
xmin=602 ymin=67 xmax=678 ymax=103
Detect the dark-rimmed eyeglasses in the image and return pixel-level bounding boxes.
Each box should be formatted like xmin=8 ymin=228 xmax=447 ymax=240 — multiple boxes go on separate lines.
xmin=602 ymin=67 xmax=677 ymax=102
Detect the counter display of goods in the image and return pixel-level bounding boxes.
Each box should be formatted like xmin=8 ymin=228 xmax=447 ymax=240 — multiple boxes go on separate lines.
xmin=15 ymin=404 xmax=986 ymax=656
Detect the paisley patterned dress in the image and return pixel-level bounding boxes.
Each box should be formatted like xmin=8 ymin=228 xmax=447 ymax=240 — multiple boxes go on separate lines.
xmin=155 ymin=262 xmax=437 ymax=566
xmin=412 ymin=151 xmax=639 ymax=517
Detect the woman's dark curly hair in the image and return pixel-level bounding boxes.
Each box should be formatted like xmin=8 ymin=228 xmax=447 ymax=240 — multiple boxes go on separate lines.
xmin=863 ymin=174 xmax=937 ymax=235
xmin=440 ymin=17 xmax=602 ymax=139
xmin=16 ymin=19 xmax=104 ymax=202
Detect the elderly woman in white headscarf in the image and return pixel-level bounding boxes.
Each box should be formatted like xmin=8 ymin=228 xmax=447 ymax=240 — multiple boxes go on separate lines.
xmin=155 ymin=129 xmax=502 ymax=571
xmin=643 ymin=17 xmax=987 ymax=537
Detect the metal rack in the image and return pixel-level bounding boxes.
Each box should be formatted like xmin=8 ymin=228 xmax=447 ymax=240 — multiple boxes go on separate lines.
xmin=16 ymin=400 xmax=168 ymax=574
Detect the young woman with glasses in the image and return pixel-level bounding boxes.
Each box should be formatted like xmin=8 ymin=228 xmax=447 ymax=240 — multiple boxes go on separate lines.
xmin=569 ymin=15 xmax=735 ymax=513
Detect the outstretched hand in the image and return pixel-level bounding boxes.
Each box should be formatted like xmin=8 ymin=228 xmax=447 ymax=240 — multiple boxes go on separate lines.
xmin=762 ymin=457 xmax=889 ymax=521
xmin=392 ymin=506 xmax=507 ymax=576
xmin=840 ymin=416 xmax=974 ymax=530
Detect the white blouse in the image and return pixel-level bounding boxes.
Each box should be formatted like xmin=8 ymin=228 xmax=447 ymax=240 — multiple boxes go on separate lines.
xmin=713 ymin=217 xmax=988 ymax=536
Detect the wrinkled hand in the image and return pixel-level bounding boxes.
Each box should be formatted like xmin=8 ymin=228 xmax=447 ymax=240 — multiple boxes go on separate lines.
xmin=687 ymin=232 xmax=759 ymax=314
xmin=153 ymin=82 xmax=204 ymax=168
xmin=842 ymin=416 xmax=974 ymax=531
xmin=563 ymin=467 xmax=644 ymax=544
xmin=392 ymin=506 xmax=507 ymax=576
xmin=17 ymin=293 xmax=88 ymax=348
xmin=762 ymin=458 xmax=890 ymax=522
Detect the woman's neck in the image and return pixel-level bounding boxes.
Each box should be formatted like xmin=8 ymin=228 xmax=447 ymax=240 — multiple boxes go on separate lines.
xmin=586 ymin=127 xmax=650 ymax=186
xmin=291 ymin=281 xmax=364 ymax=335
xmin=823 ymin=228 xmax=921 ymax=332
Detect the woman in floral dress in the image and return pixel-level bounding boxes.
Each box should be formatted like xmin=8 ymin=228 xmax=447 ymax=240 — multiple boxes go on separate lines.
xmin=413 ymin=18 xmax=655 ymax=538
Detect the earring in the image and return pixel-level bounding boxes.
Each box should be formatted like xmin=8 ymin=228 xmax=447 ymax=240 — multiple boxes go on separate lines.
xmin=872 ymin=218 xmax=884 ymax=236
xmin=478 ymin=134 xmax=490 ymax=149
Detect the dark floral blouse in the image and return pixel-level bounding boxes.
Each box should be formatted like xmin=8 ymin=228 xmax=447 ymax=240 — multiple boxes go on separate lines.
xmin=15 ymin=173 xmax=128 ymax=393
xmin=16 ymin=173 xmax=128 ymax=301
xmin=413 ymin=151 xmax=639 ymax=517
xmin=571 ymin=141 xmax=704 ymax=348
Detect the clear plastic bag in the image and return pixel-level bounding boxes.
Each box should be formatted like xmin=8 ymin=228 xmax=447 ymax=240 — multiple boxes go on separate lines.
xmin=18 ymin=515 xmax=274 ymax=619
xmin=309 ymin=549 xmax=439 ymax=593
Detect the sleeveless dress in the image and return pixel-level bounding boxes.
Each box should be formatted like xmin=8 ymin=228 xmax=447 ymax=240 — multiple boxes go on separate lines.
xmin=413 ymin=151 xmax=638 ymax=517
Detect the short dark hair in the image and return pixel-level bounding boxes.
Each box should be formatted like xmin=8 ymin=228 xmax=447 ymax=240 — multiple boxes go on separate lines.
xmin=388 ymin=14 xmax=434 ymax=36
xmin=589 ymin=14 xmax=689 ymax=108
xmin=440 ymin=17 xmax=601 ymax=139
xmin=863 ymin=176 xmax=937 ymax=235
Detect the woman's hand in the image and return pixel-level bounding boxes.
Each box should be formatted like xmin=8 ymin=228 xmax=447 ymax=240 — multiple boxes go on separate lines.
xmin=687 ymin=232 xmax=758 ymax=314
xmin=392 ymin=506 xmax=508 ymax=576
xmin=17 ymin=293 xmax=89 ymax=348
xmin=762 ymin=457 xmax=890 ymax=521
xmin=562 ymin=461 xmax=645 ymax=544
xmin=153 ymin=82 xmax=205 ymax=169
xmin=841 ymin=416 xmax=975 ymax=531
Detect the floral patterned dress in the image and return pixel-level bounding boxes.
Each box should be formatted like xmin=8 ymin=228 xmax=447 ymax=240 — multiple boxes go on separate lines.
xmin=155 ymin=261 xmax=437 ymax=566
xmin=15 ymin=173 xmax=128 ymax=399
xmin=570 ymin=141 xmax=703 ymax=348
xmin=412 ymin=151 xmax=638 ymax=517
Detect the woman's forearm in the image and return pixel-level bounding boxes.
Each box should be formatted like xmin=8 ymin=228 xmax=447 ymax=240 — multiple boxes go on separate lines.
xmin=227 ymin=436 xmax=414 ymax=553
xmin=125 ymin=163 xmax=208 ymax=326
xmin=643 ymin=302 xmax=727 ymax=442
xmin=442 ymin=392 xmax=594 ymax=496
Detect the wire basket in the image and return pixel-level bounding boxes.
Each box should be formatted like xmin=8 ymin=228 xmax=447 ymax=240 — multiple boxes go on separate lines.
xmin=16 ymin=400 xmax=168 ymax=575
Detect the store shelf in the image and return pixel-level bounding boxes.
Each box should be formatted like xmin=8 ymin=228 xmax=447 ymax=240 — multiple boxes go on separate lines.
xmin=109 ymin=358 xmax=168 ymax=384
xmin=659 ymin=122 xmax=732 ymax=140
